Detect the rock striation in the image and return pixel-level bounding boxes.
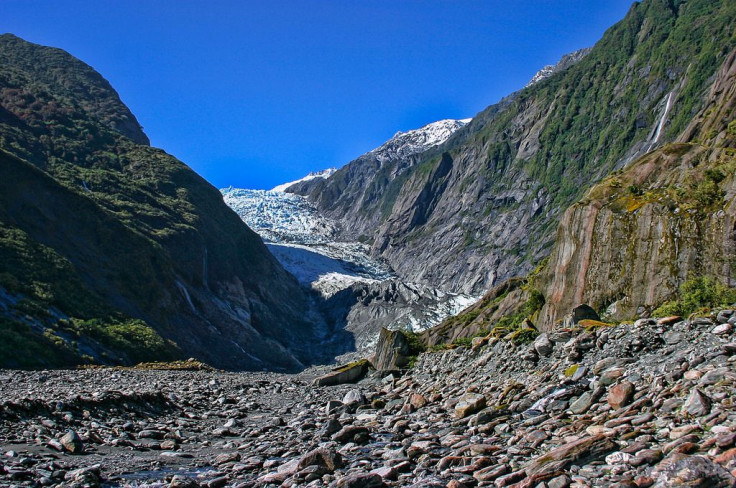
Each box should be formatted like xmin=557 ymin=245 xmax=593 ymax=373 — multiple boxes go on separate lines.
xmin=539 ymin=46 xmax=736 ymax=326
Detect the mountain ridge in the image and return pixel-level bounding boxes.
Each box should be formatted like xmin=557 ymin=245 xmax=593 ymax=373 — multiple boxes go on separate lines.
xmin=0 ymin=35 xmax=329 ymax=370
xmin=293 ymin=0 xmax=736 ymax=297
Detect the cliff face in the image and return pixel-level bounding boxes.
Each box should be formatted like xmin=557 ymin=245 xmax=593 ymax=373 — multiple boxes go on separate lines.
xmin=295 ymin=0 xmax=736 ymax=296
xmin=0 ymin=35 xmax=322 ymax=370
xmin=539 ymin=48 xmax=736 ymax=326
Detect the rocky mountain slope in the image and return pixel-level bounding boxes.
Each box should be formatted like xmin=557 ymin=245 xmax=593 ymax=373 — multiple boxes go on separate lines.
xmin=421 ymin=44 xmax=736 ymax=346
xmin=287 ymin=118 xmax=470 ymax=243
xmin=0 ymin=34 xmax=325 ymax=371
xmin=292 ymin=0 xmax=736 ymax=297
xmin=539 ymin=46 xmax=736 ymax=326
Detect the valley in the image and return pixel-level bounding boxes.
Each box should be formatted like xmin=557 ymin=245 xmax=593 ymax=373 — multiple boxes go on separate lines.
xmin=1 ymin=0 xmax=736 ymax=486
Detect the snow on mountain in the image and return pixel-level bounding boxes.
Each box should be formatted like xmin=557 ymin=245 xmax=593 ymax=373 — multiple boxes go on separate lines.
xmin=369 ymin=118 xmax=470 ymax=163
xmin=271 ymin=168 xmax=337 ymax=193
xmin=525 ymin=48 xmax=592 ymax=88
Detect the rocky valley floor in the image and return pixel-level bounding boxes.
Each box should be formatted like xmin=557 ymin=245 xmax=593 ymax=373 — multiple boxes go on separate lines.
xmin=3 ymin=311 xmax=736 ymax=487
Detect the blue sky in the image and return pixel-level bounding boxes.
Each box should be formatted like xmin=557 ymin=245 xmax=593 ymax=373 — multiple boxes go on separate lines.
xmin=3 ymin=1 xmax=633 ymax=189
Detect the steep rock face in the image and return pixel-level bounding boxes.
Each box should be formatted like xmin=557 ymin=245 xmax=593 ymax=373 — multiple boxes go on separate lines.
xmin=296 ymin=0 xmax=736 ymax=296
xmin=0 ymin=35 xmax=320 ymax=370
xmin=288 ymin=119 xmax=469 ymax=242
xmin=539 ymin=48 xmax=736 ymax=326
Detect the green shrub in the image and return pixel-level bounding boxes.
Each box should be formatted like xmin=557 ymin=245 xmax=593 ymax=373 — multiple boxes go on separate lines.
xmin=653 ymin=276 xmax=736 ymax=317
xmin=509 ymin=328 xmax=539 ymax=345
xmin=401 ymin=330 xmax=426 ymax=356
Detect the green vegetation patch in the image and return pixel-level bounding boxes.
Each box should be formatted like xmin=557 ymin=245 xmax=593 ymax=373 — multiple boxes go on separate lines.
xmin=653 ymin=276 xmax=736 ymax=317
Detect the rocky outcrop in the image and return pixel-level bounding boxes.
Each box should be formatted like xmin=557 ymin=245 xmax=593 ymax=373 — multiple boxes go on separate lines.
xmin=372 ymin=328 xmax=410 ymax=370
xmin=539 ymin=48 xmax=736 ymax=326
xmin=312 ymin=359 xmax=370 ymax=387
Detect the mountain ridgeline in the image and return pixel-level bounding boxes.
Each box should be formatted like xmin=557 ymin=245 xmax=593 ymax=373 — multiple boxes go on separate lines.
xmin=290 ymin=0 xmax=736 ymax=300
xmin=0 ymin=34 xmax=328 ymax=370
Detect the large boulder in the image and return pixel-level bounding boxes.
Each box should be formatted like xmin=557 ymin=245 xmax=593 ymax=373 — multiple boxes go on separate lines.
xmin=312 ymin=359 xmax=370 ymax=386
xmin=373 ymin=328 xmax=411 ymax=371
xmin=564 ymin=304 xmax=600 ymax=327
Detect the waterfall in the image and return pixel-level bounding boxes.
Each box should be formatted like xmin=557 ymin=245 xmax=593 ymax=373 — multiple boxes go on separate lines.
xmin=652 ymin=91 xmax=674 ymax=145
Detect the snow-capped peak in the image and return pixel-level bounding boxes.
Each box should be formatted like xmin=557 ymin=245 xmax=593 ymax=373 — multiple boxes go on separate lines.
xmin=370 ymin=118 xmax=470 ymax=161
xmin=526 ymin=47 xmax=592 ymax=88
xmin=271 ymin=168 xmax=337 ymax=192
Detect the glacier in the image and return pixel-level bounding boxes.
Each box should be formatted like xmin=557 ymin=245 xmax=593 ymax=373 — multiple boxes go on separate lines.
xmin=221 ymin=118 xmax=478 ymax=353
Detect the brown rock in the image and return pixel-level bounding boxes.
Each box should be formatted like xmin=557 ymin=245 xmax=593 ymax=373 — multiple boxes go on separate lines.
xmin=409 ymin=392 xmax=428 ymax=409
xmin=335 ymin=473 xmax=384 ymax=488
xmin=651 ymin=453 xmax=735 ymax=487
xmin=715 ymin=447 xmax=736 ymax=470
xmin=472 ymin=463 xmax=509 ymax=482
xmin=297 ymin=447 xmax=342 ymax=472
xmin=60 ymin=430 xmax=84 ymax=454
xmin=454 ymin=393 xmax=487 ymax=418
xmin=683 ymin=388 xmax=712 ymax=417
xmin=525 ymin=435 xmax=616 ymax=476
xmin=608 ymin=381 xmax=635 ymax=410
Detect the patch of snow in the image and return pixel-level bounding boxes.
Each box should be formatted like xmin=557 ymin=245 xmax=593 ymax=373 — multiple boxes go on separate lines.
xmin=370 ymin=119 xmax=470 ymax=163
xmin=271 ymin=168 xmax=337 ymax=192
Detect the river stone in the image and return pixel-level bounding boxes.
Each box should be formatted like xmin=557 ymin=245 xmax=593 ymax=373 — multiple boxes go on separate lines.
xmin=683 ymin=388 xmax=712 ymax=417
xmin=569 ymin=391 xmax=595 ymax=414
xmin=169 ymin=475 xmax=200 ymax=488
xmin=651 ymin=453 xmax=735 ymax=487
xmin=342 ymin=389 xmax=366 ymax=406
xmin=409 ymin=392 xmax=427 ymax=409
xmin=608 ymin=381 xmax=635 ymax=409
xmin=717 ymin=310 xmax=734 ymax=323
xmin=524 ymin=435 xmax=616 ymax=476
xmin=712 ymin=323 xmax=733 ymax=335
xmin=335 ymin=473 xmax=383 ymax=488
xmin=297 ymin=447 xmax=342 ymax=472
xmin=534 ymin=333 xmax=553 ymax=356
xmin=332 ymin=425 xmax=370 ymax=444
xmin=454 ymin=393 xmax=486 ymax=418
xmin=60 ymin=430 xmax=84 ymax=454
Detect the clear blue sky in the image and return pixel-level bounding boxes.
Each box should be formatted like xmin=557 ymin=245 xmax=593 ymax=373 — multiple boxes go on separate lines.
xmin=3 ymin=1 xmax=633 ymax=189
